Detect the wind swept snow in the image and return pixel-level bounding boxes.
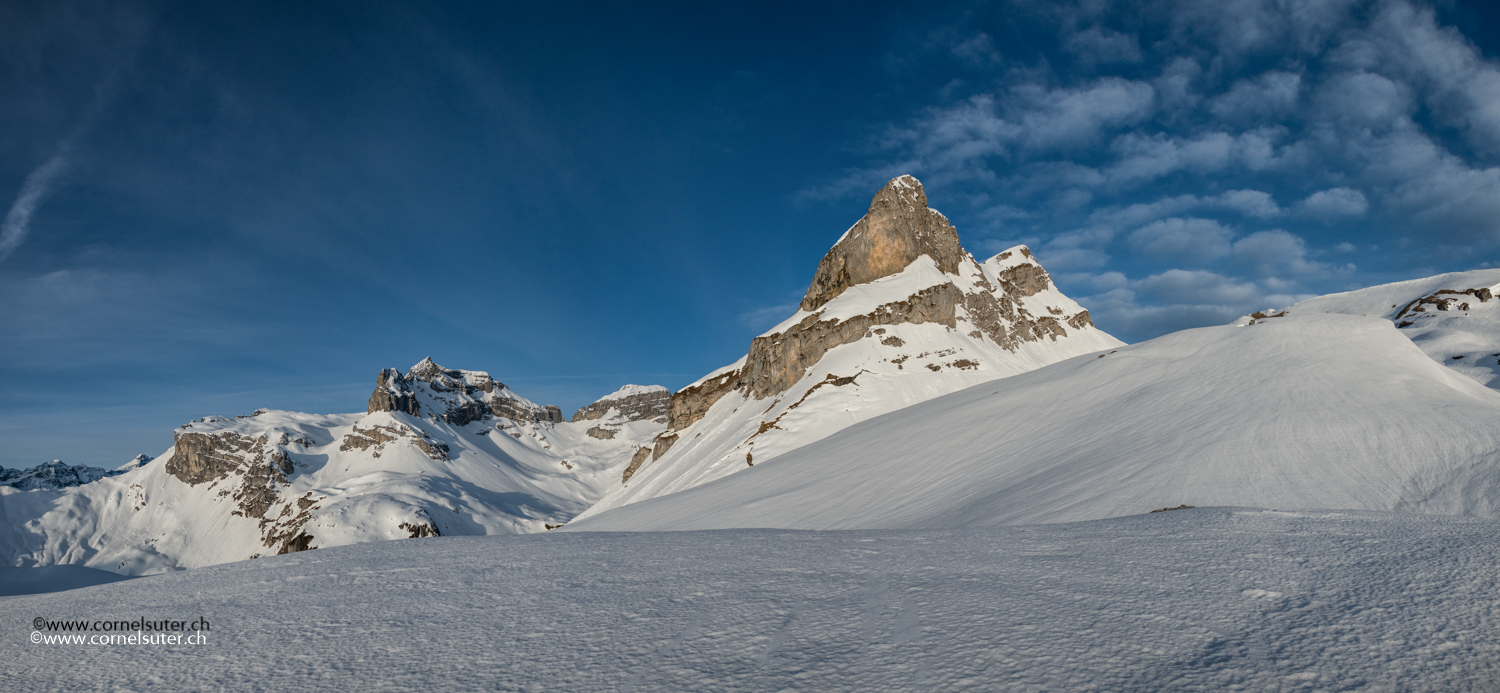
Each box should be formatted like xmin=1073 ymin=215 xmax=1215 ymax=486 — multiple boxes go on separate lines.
xmin=572 ymin=312 xmax=1500 ymax=532
xmin=6 ymin=509 xmax=1498 ymax=691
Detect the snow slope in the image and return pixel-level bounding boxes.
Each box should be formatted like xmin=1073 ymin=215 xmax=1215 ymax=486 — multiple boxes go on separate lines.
xmin=0 ymin=361 xmax=668 ymax=575
xmin=1247 ymin=268 xmax=1500 ymax=388
xmin=8 ymin=509 xmax=1499 ymax=691
xmin=571 ymin=312 xmax=1500 ymax=532
xmin=575 ymin=176 xmax=1122 ymax=523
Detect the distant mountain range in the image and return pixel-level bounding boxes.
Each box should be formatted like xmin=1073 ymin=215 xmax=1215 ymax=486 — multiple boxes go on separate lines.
xmin=4 ymin=176 xmax=1499 ymax=575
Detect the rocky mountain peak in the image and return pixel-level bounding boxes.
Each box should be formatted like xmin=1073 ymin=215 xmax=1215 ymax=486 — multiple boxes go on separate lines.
xmin=571 ymin=385 xmax=671 ymax=423
xmin=800 ymin=174 xmax=964 ymax=312
xmin=1 ymin=460 xmax=124 ymax=490
xmin=367 ymin=359 xmax=563 ymax=425
xmin=406 ymin=356 xmax=444 ymax=381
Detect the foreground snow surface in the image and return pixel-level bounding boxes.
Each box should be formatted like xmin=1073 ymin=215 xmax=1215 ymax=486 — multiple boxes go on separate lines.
xmin=6 ymin=509 xmax=1498 ymax=691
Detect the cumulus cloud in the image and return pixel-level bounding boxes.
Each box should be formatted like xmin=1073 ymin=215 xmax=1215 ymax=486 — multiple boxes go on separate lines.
xmin=0 ymin=151 xmax=69 ymax=263
xmin=806 ymin=0 xmax=1500 ymax=340
xmin=1232 ymin=229 xmax=1349 ymax=276
xmin=1298 ymin=187 xmax=1368 ymax=218
xmin=1010 ymin=78 xmax=1155 ymax=152
xmin=1209 ymin=70 xmax=1302 ymax=122
xmin=1038 ymin=225 xmax=1114 ymax=270
xmin=1128 ymin=218 xmax=1234 ymax=263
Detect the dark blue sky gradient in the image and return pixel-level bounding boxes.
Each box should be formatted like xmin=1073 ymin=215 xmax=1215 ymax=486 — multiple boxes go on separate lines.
xmin=4 ymin=0 xmax=1500 ymax=466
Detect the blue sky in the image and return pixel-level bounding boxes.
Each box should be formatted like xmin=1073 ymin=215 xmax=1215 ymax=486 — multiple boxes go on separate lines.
xmin=4 ymin=0 xmax=1500 ymax=467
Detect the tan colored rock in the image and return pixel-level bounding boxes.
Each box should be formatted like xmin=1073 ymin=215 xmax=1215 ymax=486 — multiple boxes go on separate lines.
xmin=997 ymin=262 xmax=1051 ymax=297
xmin=571 ymin=388 xmax=671 ymax=423
xmin=666 ymin=367 xmax=742 ymax=431
xmin=741 ymin=283 xmax=962 ymax=399
xmin=652 ymin=432 xmax=679 ymax=461
xmin=801 ymin=175 xmax=964 ymax=311
xmin=621 ymin=447 xmax=652 ymax=483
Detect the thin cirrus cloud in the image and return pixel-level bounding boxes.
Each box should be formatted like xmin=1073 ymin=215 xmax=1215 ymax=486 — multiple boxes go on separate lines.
xmin=0 ymin=150 xmax=69 ymax=263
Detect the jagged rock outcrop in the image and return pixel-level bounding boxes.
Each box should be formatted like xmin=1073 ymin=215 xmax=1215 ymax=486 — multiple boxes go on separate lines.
xmin=667 ymin=366 xmax=744 ymax=432
xmin=1395 ymin=288 xmax=1493 ymax=323
xmin=340 ymin=422 xmax=450 ymax=461
xmin=621 ymin=447 xmax=652 ymax=483
xmin=741 ymin=283 xmax=962 ymax=400
xmin=993 ymin=248 xmax=1051 ymax=296
xmin=659 ymin=175 xmax=1104 ymax=431
xmin=568 ymin=174 xmax=1124 ymax=525
xmin=367 ymin=358 xmax=564 ymax=425
xmin=368 ymin=369 xmax=420 ymax=416
xmin=801 ymin=175 xmax=964 ymax=311
xmin=166 ymin=431 xmax=292 ymax=486
xmin=571 ymin=385 xmax=671 ymax=423
xmin=163 ymin=428 xmax=319 ymax=553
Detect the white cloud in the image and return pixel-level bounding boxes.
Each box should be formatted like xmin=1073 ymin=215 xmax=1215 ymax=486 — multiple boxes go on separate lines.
xmin=1209 ymin=70 xmax=1302 ymax=122
xmin=1231 ymin=229 xmax=1342 ymax=276
xmin=1089 ymin=189 xmax=1280 ymax=229
xmin=1039 ymin=225 xmax=1114 ymax=270
xmin=1217 ymin=189 xmax=1282 ymax=218
xmin=0 ymin=151 xmax=69 ymax=263
xmin=1010 ymin=78 xmax=1156 ymax=152
xmin=1128 ymin=218 xmax=1234 ymax=263
xmin=1368 ymin=0 xmax=1500 ymax=154
xmin=1136 ymin=269 xmax=1262 ymax=305
xmin=1103 ymin=128 xmax=1286 ymax=186
xmin=1311 ymin=71 xmax=1411 ymax=130
xmin=1298 ymin=187 xmax=1368 ymax=218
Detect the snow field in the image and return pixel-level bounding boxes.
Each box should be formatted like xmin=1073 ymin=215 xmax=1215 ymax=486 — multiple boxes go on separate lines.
xmin=574 ymin=312 xmax=1500 ymax=532
xmin=4 ymin=508 xmax=1497 ymax=691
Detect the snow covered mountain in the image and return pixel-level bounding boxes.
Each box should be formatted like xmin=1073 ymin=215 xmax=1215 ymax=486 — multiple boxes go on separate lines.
xmin=571 ymin=272 xmax=1500 ymax=532
xmin=572 ymin=175 xmax=1123 ymax=523
xmin=0 ymin=361 xmax=667 ymax=574
xmin=1240 ymin=268 xmax=1500 ymax=389
xmin=0 ymin=461 xmax=128 ymax=491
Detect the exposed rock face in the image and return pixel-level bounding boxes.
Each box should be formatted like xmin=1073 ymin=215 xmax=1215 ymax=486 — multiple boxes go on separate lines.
xmin=741 ymin=283 xmax=962 ymax=400
xmin=1396 ymin=288 xmax=1493 ymax=320
xmin=367 ymin=369 xmax=420 ymax=417
xmin=801 ymin=175 xmax=964 ymax=311
xmin=164 ymin=430 xmax=320 ymax=554
xmin=995 ymin=253 xmax=1051 ymax=296
xmin=667 ymin=367 xmax=743 ymax=431
xmin=367 ymin=358 xmax=565 ymax=425
xmin=340 ymin=423 xmax=450 ymax=461
xmin=166 ymin=431 xmax=291 ymax=486
xmin=658 ymin=176 xmax=1102 ymax=431
xmin=621 ymin=447 xmax=652 ymax=483
xmin=571 ymin=385 xmax=672 ymax=423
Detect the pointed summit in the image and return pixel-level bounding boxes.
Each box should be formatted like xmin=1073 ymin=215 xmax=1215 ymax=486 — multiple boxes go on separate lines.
xmin=406 ymin=357 xmax=444 ymax=381
xmin=801 ymin=175 xmax=964 ymax=311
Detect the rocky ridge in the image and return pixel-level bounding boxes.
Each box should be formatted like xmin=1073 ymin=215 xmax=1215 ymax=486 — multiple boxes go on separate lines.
xmin=575 ymin=175 xmax=1124 ymax=522
xmin=369 ymin=357 xmax=564 ymax=425
xmin=0 ymin=461 xmax=125 ymax=491
xmin=4 ymin=361 xmax=669 ymax=575
xmin=571 ymin=385 xmax=671 ymax=424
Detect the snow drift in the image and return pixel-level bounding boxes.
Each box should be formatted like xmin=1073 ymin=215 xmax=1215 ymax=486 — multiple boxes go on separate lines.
xmin=570 ymin=309 xmax=1500 ymax=532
